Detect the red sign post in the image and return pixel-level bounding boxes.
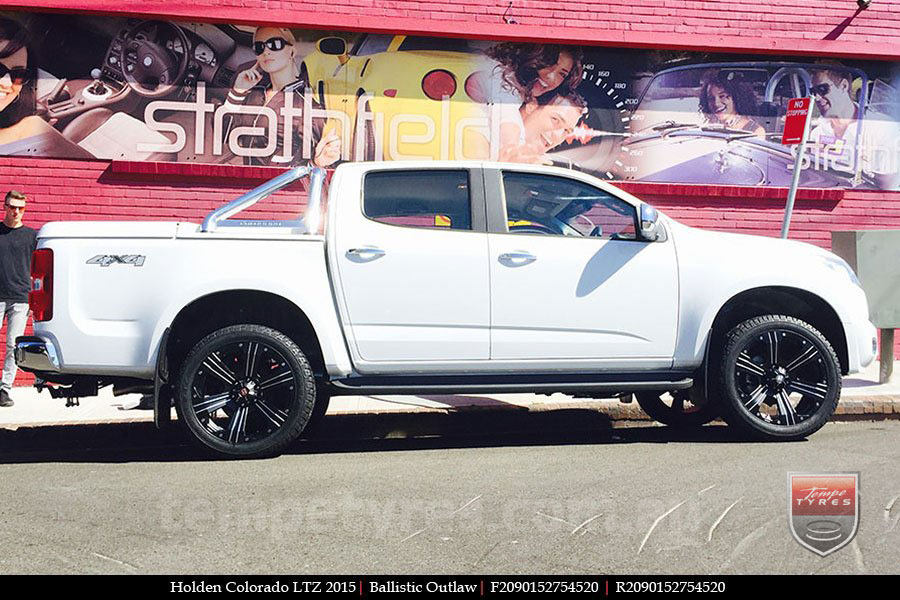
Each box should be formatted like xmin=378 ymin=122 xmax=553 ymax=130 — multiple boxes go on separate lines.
xmin=780 ymin=97 xmax=814 ymax=238
xmin=782 ymin=97 xmax=812 ymax=145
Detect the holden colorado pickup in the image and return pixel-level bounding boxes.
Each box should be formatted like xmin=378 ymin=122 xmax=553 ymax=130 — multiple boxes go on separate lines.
xmin=16 ymin=162 xmax=877 ymax=457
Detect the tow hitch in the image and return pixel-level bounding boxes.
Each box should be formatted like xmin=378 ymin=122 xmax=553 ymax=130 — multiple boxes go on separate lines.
xmin=34 ymin=376 xmax=98 ymax=406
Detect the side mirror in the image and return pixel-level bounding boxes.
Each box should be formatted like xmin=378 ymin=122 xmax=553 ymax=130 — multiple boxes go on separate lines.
xmin=317 ymin=37 xmax=348 ymax=64
xmin=640 ymin=203 xmax=663 ymax=242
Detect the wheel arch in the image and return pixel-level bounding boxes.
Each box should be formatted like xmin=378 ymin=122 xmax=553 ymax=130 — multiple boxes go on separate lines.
xmin=165 ymin=289 xmax=327 ymax=383
xmin=703 ymin=286 xmax=849 ymax=384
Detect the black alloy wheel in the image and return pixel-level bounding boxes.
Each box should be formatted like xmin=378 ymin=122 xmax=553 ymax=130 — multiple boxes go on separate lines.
xmin=176 ymin=324 xmax=315 ymax=458
xmin=719 ymin=315 xmax=841 ymax=440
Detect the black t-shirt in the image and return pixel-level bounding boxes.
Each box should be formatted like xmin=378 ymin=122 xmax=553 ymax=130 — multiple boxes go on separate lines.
xmin=0 ymin=223 xmax=38 ymax=304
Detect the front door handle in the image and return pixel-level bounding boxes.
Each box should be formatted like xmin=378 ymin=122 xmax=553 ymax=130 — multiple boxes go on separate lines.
xmin=498 ymin=251 xmax=536 ymax=265
xmin=347 ymin=246 xmax=386 ymax=259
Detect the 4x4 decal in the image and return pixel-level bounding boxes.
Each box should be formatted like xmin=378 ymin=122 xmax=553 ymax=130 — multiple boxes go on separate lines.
xmin=86 ymin=254 xmax=146 ymax=267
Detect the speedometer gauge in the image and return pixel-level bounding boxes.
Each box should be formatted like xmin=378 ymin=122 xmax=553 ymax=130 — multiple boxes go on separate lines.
xmin=194 ymin=42 xmax=215 ymax=65
xmin=548 ymin=63 xmax=637 ymax=179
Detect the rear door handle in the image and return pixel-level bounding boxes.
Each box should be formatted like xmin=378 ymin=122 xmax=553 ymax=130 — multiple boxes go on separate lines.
xmin=498 ymin=251 xmax=536 ymax=265
xmin=347 ymin=246 xmax=385 ymax=258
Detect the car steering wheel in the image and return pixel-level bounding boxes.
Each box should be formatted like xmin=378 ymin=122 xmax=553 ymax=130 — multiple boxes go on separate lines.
xmin=764 ymin=67 xmax=812 ymax=105
xmin=118 ymin=20 xmax=190 ymax=98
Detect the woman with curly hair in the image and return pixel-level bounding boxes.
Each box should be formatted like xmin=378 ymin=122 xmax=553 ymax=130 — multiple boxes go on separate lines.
xmin=486 ymin=43 xmax=583 ymax=105
xmin=0 ymin=17 xmax=45 ymax=146
xmin=473 ymin=43 xmax=583 ymax=160
xmin=699 ymin=71 xmax=765 ymax=137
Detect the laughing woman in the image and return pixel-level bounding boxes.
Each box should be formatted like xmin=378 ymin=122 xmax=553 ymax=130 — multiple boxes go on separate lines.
xmin=0 ymin=18 xmax=44 ymax=146
xmin=699 ymin=72 xmax=765 ymax=137
xmin=472 ymin=43 xmax=583 ymax=162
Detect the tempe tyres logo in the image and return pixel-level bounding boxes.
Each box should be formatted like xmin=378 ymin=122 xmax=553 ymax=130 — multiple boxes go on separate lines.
xmin=788 ymin=473 xmax=859 ymax=556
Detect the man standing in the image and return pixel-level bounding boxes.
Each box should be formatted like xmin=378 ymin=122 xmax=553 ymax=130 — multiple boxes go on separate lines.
xmin=0 ymin=190 xmax=37 ymax=407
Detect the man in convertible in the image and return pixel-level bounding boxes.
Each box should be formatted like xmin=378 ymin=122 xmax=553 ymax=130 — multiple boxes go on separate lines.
xmin=809 ymin=64 xmax=900 ymax=190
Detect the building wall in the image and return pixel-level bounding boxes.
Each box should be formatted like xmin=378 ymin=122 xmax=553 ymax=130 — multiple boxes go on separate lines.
xmin=2 ymin=1 xmax=899 ymax=380
xmin=6 ymin=0 xmax=900 ymax=57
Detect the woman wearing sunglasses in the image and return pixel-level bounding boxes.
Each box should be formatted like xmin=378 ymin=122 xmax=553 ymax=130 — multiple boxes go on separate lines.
xmin=0 ymin=18 xmax=44 ymax=147
xmin=224 ymin=26 xmax=340 ymax=168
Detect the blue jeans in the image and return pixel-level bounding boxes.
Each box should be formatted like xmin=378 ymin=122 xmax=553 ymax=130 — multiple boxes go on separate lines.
xmin=1 ymin=302 xmax=29 ymax=391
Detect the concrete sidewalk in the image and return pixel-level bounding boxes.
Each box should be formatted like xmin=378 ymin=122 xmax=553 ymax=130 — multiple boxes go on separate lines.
xmin=1 ymin=360 xmax=897 ymax=430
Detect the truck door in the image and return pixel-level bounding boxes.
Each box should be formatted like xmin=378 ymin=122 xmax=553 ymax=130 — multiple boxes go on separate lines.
xmin=332 ymin=168 xmax=490 ymax=365
xmin=487 ymin=169 xmax=679 ymax=368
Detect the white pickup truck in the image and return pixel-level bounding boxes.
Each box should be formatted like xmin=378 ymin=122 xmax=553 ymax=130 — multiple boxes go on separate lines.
xmin=16 ymin=162 xmax=877 ymax=457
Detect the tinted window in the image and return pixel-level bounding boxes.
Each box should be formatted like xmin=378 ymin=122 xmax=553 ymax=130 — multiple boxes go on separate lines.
xmin=364 ymin=170 xmax=472 ymax=231
xmin=501 ymin=172 xmax=636 ymax=240
xmin=351 ymin=34 xmax=393 ymax=56
xmin=397 ymin=36 xmax=472 ymax=53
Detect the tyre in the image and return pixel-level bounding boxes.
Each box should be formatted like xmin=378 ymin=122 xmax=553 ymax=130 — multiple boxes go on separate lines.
xmin=717 ymin=315 xmax=841 ymax=440
xmin=176 ymin=324 xmax=316 ymax=458
xmin=301 ymin=382 xmax=331 ymax=437
xmin=635 ymin=388 xmax=719 ymax=428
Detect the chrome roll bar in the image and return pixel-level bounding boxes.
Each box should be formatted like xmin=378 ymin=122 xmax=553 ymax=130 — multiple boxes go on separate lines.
xmin=200 ymin=166 xmax=326 ymax=233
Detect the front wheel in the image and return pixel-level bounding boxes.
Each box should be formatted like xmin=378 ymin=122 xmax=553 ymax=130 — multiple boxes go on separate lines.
xmin=176 ymin=324 xmax=316 ymax=458
xmin=718 ymin=315 xmax=841 ymax=440
xmin=635 ymin=389 xmax=719 ymax=428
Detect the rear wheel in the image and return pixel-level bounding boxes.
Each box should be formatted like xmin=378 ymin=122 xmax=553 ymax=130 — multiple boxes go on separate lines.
xmin=176 ymin=324 xmax=315 ymax=458
xmin=718 ymin=315 xmax=841 ymax=440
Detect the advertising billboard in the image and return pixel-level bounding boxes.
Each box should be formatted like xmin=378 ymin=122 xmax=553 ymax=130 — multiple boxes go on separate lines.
xmin=1 ymin=10 xmax=898 ymax=189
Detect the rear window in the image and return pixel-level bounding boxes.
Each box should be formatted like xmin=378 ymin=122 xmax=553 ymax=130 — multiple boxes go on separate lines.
xmin=363 ymin=170 xmax=472 ymax=231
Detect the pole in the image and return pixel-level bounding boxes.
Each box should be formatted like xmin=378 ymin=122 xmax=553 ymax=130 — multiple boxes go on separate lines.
xmin=781 ymin=97 xmax=814 ymax=239
xmin=880 ymin=328 xmax=895 ymax=384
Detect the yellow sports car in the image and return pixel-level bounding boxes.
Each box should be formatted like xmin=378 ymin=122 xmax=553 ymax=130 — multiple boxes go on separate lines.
xmin=301 ymin=34 xmax=491 ymax=162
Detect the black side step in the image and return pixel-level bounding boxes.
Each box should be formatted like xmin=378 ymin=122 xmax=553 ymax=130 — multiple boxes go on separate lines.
xmin=328 ymin=372 xmax=693 ymax=396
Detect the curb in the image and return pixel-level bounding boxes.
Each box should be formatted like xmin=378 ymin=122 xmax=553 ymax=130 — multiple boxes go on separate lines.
xmin=831 ymin=396 xmax=900 ymax=416
xmin=331 ymin=396 xmax=900 ymax=421
xmin=1 ymin=396 xmax=897 ymax=434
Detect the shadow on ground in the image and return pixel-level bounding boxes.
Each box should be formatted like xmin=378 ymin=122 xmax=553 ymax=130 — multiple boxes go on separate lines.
xmin=0 ymin=408 xmax=773 ymax=464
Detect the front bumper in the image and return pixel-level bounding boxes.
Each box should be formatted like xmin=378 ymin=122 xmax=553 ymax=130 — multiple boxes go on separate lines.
xmin=15 ymin=336 xmax=61 ymax=373
xmin=848 ymin=320 xmax=878 ymax=373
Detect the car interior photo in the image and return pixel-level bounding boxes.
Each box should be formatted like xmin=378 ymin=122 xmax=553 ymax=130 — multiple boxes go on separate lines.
xmin=2 ymin=15 xmax=260 ymax=163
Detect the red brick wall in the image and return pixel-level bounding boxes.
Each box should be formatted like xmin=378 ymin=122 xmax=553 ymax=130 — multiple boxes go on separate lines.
xmin=5 ymin=1 xmax=900 ymax=58
xmin=1 ymin=0 xmax=898 ymax=383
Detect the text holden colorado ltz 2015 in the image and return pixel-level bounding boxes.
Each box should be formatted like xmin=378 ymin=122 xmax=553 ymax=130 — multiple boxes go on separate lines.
xmin=170 ymin=581 xmax=358 ymax=593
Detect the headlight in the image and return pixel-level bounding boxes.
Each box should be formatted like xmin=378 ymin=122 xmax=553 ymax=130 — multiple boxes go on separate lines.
xmin=824 ymin=256 xmax=861 ymax=287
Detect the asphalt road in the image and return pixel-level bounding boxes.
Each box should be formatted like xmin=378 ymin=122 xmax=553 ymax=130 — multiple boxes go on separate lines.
xmin=0 ymin=414 xmax=898 ymax=575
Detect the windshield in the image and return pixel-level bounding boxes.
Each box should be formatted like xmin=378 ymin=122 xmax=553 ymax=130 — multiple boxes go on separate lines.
xmin=350 ymin=34 xmax=393 ymax=56
xmin=632 ymin=64 xmax=898 ymax=174
xmin=350 ymin=34 xmax=473 ymax=56
xmin=634 ymin=65 xmax=806 ymax=134
xmin=396 ymin=36 xmax=473 ymax=52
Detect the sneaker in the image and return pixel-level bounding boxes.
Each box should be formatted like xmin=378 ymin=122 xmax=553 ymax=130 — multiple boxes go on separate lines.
xmin=0 ymin=390 xmax=13 ymax=407
xmin=123 ymin=394 xmax=154 ymax=410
